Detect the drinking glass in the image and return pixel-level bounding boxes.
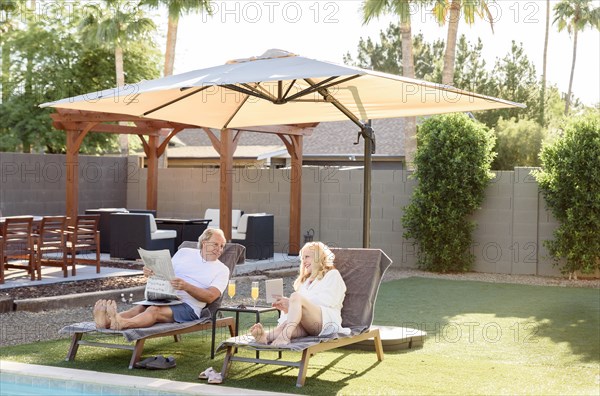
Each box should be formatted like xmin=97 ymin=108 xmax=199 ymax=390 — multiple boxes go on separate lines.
xmin=228 ymin=279 xmax=236 ymax=302
xmin=251 ymin=281 xmax=259 ymax=307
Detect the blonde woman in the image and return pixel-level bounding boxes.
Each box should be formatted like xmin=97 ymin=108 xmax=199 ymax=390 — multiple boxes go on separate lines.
xmin=250 ymin=242 xmax=350 ymax=346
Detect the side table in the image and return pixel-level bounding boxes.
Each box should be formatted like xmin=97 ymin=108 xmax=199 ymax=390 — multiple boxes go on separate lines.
xmin=211 ymin=305 xmax=280 ymax=359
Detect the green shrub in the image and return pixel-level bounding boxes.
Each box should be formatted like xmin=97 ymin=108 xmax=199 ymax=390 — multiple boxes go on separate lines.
xmin=492 ymin=117 xmax=547 ymax=170
xmin=534 ymin=113 xmax=600 ymax=276
xmin=402 ymin=113 xmax=496 ymax=272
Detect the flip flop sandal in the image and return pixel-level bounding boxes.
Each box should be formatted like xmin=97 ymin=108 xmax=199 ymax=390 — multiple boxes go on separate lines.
xmin=146 ymin=356 xmax=177 ymax=370
xmin=198 ymin=367 xmax=215 ymax=380
xmin=134 ymin=355 xmax=162 ymax=369
xmin=207 ymin=370 xmax=223 ymax=384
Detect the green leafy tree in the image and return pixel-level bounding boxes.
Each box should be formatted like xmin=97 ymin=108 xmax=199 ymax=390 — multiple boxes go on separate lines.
xmin=344 ymin=27 xmax=444 ymax=81
xmin=0 ymin=1 xmax=161 ymax=153
xmin=402 ymin=113 xmax=496 ymax=272
xmin=553 ymin=0 xmax=600 ymax=115
xmin=451 ymin=35 xmax=490 ymax=94
xmin=0 ymin=0 xmax=26 ymax=103
xmin=79 ymin=0 xmax=156 ymax=154
xmin=141 ymin=0 xmax=212 ymax=76
xmin=533 ymin=113 xmax=600 ymax=277
xmin=474 ymin=41 xmax=540 ymax=127
xmin=492 ymin=117 xmax=546 ymax=170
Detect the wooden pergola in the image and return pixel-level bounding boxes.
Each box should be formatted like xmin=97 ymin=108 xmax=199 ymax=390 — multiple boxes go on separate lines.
xmin=51 ymin=109 xmax=317 ymax=255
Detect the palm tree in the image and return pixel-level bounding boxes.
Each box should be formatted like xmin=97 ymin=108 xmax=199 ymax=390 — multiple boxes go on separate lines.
xmin=540 ymin=0 xmax=550 ymax=125
xmin=142 ymin=0 xmax=212 ymax=77
xmin=431 ymin=0 xmax=494 ymax=85
xmin=553 ymin=0 xmax=600 ymax=115
xmin=362 ymin=0 xmax=418 ymax=169
xmin=79 ymin=0 xmax=156 ymax=154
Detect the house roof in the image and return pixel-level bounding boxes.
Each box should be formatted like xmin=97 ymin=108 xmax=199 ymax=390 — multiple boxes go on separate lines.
xmin=175 ymin=118 xmax=406 ymax=157
xmin=167 ymin=145 xmax=284 ymax=159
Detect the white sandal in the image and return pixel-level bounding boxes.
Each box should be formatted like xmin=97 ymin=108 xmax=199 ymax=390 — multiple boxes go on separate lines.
xmin=207 ymin=370 xmax=223 ymax=384
xmin=198 ymin=367 xmax=215 ymax=380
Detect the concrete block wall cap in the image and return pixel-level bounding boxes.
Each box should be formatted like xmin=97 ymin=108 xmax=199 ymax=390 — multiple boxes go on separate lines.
xmin=14 ymin=285 xmax=145 ymax=313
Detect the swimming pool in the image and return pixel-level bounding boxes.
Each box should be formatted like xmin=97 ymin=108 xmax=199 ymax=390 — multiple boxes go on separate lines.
xmin=0 ymin=360 xmax=282 ymax=396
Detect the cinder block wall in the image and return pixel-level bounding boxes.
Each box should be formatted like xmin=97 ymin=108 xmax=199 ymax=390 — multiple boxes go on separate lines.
xmin=128 ymin=165 xmax=562 ymax=276
xmin=0 ymin=152 xmax=128 ymax=216
xmin=0 ymin=153 xmax=564 ymax=276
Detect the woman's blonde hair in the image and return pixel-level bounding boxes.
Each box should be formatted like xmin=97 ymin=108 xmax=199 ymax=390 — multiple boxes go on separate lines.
xmin=293 ymin=241 xmax=335 ymax=290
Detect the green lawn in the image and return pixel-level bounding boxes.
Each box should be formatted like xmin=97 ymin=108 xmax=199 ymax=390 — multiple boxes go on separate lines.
xmin=2 ymin=277 xmax=599 ymax=395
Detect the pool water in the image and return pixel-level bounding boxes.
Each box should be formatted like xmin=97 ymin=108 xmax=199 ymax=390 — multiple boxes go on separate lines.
xmin=1 ymin=380 xmax=103 ymax=396
xmin=0 ymin=371 xmax=176 ymax=396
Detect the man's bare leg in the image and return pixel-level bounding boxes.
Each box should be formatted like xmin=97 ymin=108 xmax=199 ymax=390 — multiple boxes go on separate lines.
xmin=107 ymin=300 xmax=174 ymax=330
xmin=117 ymin=304 xmax=146 ymax=319
xmin=93 ymin=299 xmax=110 ymax=329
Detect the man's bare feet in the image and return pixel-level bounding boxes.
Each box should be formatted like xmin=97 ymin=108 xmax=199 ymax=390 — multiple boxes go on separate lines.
xmin=250 ymin=323 xmax=269 ymax=344
xmin=93 ymin=299 xmax=110 ymax=329
xmin=106 ymin=300 xmax=125 ymax=330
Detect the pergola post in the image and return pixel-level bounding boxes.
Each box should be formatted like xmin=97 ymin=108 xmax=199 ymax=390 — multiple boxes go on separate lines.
xmin=146 ymin=135 xmax=159 ymax=211
xmin=289 ymin=135 xmax=303 ymax=255
xmin=65 ymin=130 xmax=80 ymax=225
xmin=219 ymin=128 xmax=234 ymax=240
xmin=278 ymin=134 xmax=303 ymax=256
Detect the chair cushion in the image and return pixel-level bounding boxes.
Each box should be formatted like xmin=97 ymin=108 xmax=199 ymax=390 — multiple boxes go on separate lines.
xmin=231 ymin=230 xmax=246 ymax=240
xmin=148 ymin=214 xmax=157 ymax=233
xmin=205 ymin=209 xmax=220 ymax=227
xmin=236 ymin=214 xmax=249 ymax=233
xmin=231 ymin=210 xmax=242 ymax=228
xmin=150 ymin=229 xmax=176 ymax=240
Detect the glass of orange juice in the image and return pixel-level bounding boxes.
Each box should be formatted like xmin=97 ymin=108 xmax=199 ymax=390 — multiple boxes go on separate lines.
xmin=251 ymin=281 xmax=259 ymax=307
xmin=228 ymin=279 xmax=236 ymax=302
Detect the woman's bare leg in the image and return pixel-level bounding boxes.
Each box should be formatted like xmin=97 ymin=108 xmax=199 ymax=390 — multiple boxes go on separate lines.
xmin=271 ymin=292 xmax=322 ymax=346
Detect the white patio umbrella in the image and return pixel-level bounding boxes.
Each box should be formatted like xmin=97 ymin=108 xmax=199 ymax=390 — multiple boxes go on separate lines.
xmin=41 ymin=49 xmax=524 ymax=247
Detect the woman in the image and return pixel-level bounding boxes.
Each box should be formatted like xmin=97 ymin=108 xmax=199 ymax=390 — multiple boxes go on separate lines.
xmin=250 ymin=241 xmax=350 ymax=346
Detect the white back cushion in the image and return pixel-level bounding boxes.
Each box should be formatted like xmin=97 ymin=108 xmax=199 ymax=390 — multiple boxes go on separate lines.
xmin=237 ymin=214 xmax=249 ymax=233
xmin=148 ymin=213 xmax=157 ymax=233
xmin=231 ymin=210 xmax=243 ymax=228
xmin=205 ymin=209 xmax=220 ymax=226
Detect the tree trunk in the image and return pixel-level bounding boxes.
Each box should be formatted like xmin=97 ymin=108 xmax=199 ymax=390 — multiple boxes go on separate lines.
xmin=442 ymin=0 xmax=461 ymax=85
xmin=400 ymin=17 xmax=417 ymax=170
xmin=565 ymin=28 xmax=577 ymax=115
xmin=164 ymin=15 xmax=178 ymax=76
xmin=115 ymin=46 xmax=128 ymax=155
xmin=540 ymin=0 xmax=550 ymax=125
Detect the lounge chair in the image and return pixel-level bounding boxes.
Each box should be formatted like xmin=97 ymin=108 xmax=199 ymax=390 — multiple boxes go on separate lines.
xmin=59 ymin=242 xmax=245 ymax=369
xmin=217 ymin=247 xmax=392 ymax=387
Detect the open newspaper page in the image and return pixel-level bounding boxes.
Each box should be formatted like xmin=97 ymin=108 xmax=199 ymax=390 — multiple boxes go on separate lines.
xmin=134 ymin=248 xmax=182 ymax=305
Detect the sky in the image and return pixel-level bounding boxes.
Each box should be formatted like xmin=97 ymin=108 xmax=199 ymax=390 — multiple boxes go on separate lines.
xmin=152 ymin=0 xmax=600 ymax=106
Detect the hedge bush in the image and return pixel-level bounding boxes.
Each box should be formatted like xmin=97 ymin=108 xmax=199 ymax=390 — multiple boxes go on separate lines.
xmin=402 ymin=113 xmax=496 ymax=272
xmin=534 ymin=113 xmax=600 ymax=276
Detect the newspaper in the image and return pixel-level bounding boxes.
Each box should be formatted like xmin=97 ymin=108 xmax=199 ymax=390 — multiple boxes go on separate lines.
xmin=134 ymin=248 xmax=182 ymax=306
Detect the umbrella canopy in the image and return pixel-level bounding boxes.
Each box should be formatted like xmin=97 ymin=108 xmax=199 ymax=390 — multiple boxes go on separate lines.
xmin=41 ymin=49 xmax=523 ymax=129
xmin=41 ymin=49 xmax=524 ymax=250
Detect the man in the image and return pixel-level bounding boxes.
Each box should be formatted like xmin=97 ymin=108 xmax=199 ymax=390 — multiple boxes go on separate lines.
xmin=93 ymin=228 xmax=229 ymax=330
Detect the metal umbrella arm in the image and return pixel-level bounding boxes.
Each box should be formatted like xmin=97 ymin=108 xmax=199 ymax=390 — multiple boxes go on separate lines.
xmin=303 ymin=78 xmax=375 ymax=248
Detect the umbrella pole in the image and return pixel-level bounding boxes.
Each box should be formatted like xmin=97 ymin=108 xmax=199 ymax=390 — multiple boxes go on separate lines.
xmin=362 ymin=122 xmax=375 ymax=248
